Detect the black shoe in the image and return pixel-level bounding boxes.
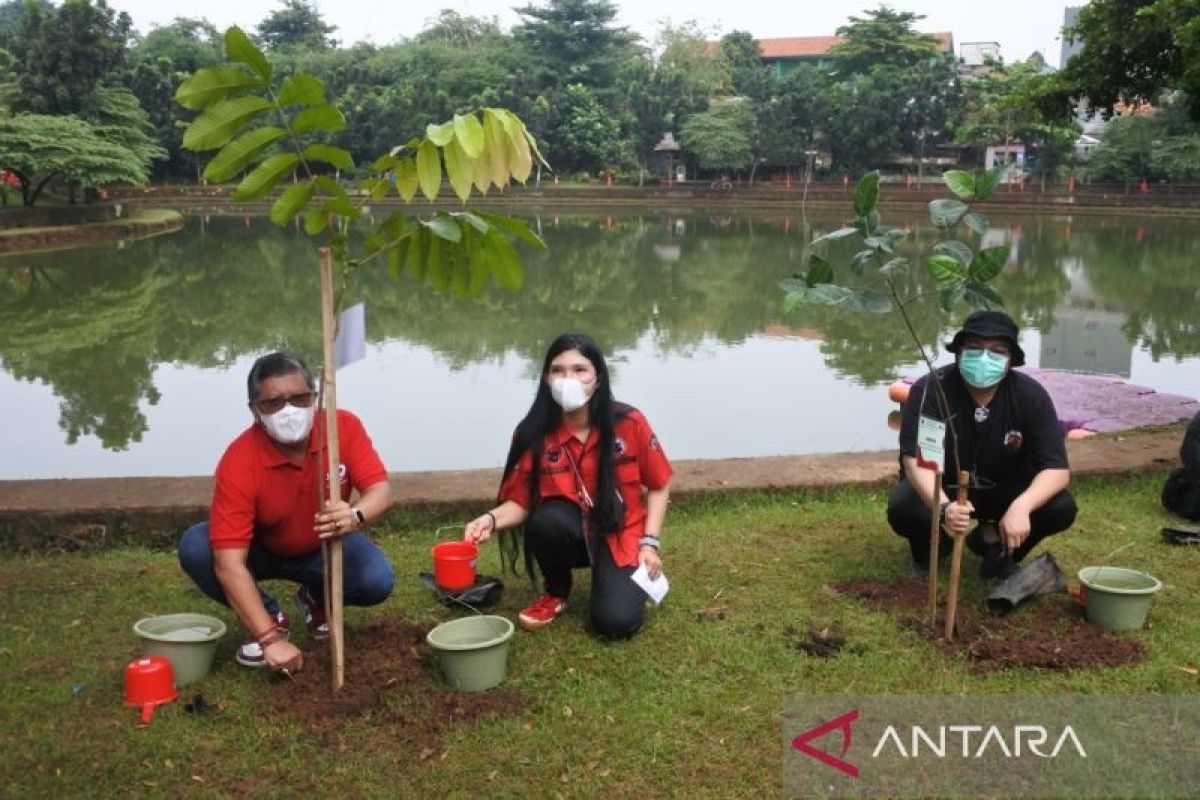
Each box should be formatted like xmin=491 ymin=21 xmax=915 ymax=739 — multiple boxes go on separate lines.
xmin=979 ymin=543 xmax=1018 ymax=580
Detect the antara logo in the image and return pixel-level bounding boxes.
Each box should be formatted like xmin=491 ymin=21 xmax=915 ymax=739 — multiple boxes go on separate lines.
xmin=792 ymin=709 xmax=1088 ymax=778
xmin=792 ymin=709 xmax=860 ymax=778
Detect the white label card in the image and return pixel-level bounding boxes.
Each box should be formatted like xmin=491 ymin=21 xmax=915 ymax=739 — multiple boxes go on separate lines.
xmin=916 ymin=415 xmax=946 ymax=472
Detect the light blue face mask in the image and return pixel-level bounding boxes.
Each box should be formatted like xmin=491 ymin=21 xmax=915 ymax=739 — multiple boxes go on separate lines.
xmin=959 ymin=347 xmax=1009 ymax=389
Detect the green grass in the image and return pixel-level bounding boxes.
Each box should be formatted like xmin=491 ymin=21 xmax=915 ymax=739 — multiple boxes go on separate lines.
xmin=2 ymin=472 xmax=1197 ymax=798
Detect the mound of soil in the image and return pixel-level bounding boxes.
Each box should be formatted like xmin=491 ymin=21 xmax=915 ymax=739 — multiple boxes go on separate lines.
xmin=832 ymin=578 xmax=1146 ymax=672
xmin=269 ymin=619 xmax=525 ymax=751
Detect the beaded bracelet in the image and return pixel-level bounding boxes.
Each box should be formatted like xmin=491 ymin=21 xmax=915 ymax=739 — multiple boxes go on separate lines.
xmin=485 ymin=511 xmax=498 ymax=531
xmin=638 ymin=534 xmax=662 ymax=551
xmin=255 ymin=627 xmax=285 ymax=648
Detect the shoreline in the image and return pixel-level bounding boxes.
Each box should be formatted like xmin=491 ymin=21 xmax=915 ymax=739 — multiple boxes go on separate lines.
xmin=0 ymin=427 xmax=1181 ymax=547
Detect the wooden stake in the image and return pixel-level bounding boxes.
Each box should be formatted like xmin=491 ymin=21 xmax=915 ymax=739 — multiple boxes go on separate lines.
xmin=926 ymin=470 xmax=942 ymax=626
xmin=318 ymin=247 xmax=345 ymax=691
xmin=943 ymin=470 xmax=971 ymax=641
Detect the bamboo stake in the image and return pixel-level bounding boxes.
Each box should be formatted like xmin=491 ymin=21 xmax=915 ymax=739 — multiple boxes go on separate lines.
xmin=926 ymin=470 xmax=942 ymax=625
xmin=318 ymin=248 xmax=345 ymax=691
xmin=943 ymin=470 xmax=971 ymax=641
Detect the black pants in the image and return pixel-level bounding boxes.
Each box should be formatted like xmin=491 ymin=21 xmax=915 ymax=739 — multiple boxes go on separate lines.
xmin=525 ymin=499 xmax=646 ymax=639
xmin=887 ymin=479 xmax=1077 ymax=565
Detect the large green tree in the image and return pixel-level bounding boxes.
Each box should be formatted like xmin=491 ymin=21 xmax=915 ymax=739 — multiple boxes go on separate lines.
xmin=9 ymin=0 xmax=132 ymax=116
xmin=512 ymin=0 xmax=638 ymax=98
xmin=830 ymin=6 xmax=941 ymax=75
xmin=255 ymin=0 xmax=337 ymax=51
xmin=1063 ymin=0 xmax=1200 ymax=120
xmin=0 ymin=113 xmax=153 ymax=205
xmin=680 ymin=101 xmax=756 ymax=173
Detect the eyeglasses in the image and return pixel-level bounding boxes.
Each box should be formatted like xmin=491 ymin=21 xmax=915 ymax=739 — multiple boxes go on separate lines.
xmin=251 ymin=391 xmax=317 ymax=415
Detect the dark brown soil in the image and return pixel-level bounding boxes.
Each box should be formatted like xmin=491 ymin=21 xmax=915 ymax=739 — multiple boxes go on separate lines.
xmin=832 ymin=578 xmax=1146 ymax=672
xmin=786 ymin=625 xmax=848 ymax=657
xmin=269 ymin=619 xmax=525 ymax=752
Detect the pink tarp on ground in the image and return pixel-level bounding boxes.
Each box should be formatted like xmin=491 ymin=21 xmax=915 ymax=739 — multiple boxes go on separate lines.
xmin=902 ymin=368 xmax=1199 ymax=436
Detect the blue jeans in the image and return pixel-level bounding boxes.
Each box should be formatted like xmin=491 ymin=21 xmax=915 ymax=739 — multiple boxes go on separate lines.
xmin=178 ymin=522 xmax=395 ymax=614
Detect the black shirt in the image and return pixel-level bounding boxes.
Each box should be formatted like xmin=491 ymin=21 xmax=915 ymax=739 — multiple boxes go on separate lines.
xmin=899 ymin=365 xmax=1068 ymax=502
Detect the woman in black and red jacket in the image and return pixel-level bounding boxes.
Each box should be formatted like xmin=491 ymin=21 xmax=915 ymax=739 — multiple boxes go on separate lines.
xmin=464 ymin=332 xmax=672 ymax=638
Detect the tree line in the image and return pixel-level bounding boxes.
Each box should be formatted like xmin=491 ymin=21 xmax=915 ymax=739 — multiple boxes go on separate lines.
xmin=1 ymin=0 xmax=1198 ymax=206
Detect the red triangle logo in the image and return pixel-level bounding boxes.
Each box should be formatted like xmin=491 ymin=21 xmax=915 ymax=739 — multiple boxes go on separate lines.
xmin=791 ymin=708 xmax=859 ymax=778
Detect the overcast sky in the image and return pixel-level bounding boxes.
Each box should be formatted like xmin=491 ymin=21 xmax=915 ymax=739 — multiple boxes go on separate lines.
xmin=110 ymin=0 xmax=1080 ymax=69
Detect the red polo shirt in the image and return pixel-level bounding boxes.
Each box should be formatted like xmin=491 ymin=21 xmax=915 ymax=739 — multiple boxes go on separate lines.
xmin=209 ymin=410 xmax=387 ymax=557
xmin=498 ymin=408 xmax=672 ymax=567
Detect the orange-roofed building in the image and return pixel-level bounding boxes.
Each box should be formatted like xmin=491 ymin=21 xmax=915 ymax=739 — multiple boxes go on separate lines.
xmin=757 ymin=32 xmax=955 ymax=79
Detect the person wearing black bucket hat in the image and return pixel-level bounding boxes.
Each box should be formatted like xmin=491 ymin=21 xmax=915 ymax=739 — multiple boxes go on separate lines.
xmin=887 ymin=310 xmax=1077 ymax=580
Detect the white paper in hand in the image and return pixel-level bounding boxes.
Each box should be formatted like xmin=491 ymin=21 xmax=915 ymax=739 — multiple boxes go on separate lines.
xmin=631 ymin=564 xmax=669 ymax=605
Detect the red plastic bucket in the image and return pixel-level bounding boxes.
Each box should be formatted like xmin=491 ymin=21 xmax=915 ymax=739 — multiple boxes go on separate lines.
xmin=432 ymin=541 xmax=479 ymax=591
xmin=123 ymin=656 xmax=179 ymax=726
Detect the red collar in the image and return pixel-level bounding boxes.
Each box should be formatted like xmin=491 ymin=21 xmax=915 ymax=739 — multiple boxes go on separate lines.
xmin=547 ymin=420 xmax=596 ymax=453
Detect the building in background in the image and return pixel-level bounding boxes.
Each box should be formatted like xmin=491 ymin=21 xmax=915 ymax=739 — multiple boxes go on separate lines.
xmin=1060 ymin=6 xmax=1083 ymax=69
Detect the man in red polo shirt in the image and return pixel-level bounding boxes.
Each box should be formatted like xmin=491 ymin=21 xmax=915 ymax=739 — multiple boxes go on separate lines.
xmin=178 ymin=352 xmax=394 ymax=673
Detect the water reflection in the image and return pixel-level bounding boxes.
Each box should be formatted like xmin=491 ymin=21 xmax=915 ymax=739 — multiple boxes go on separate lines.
xmin=1 ymin=208 xmax=1198 ymax=477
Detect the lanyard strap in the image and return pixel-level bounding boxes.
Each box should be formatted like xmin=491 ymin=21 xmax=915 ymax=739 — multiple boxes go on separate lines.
xmin=562 ymin=443 xmax=594 ymax=510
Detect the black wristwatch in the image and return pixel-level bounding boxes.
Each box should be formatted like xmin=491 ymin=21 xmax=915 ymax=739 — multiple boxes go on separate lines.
xmin=352 ymin=507 xmax=366 ymax=525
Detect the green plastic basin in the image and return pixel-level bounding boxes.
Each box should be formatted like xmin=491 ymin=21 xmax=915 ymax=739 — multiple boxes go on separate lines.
xmin=426 ymin=615 xmax=514 ymax=692
xmin=133 ymin=613 xmax=227 ymax=687
xmin=1077 ymin=567 xmax=1162 ymax=632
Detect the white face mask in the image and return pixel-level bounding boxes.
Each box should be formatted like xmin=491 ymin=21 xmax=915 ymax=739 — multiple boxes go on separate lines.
xmin=550 ymin=377 xmax=593 ymax=412
xmin=259 ymin=403 xmax=316 ymax=444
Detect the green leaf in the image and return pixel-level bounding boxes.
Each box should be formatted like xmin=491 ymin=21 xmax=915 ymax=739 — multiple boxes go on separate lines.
xmin=450 ymin=211 xmax=490 ymax=235
xmin=394 ymin=159 xmax=419 ymax=202
xmin=232 ymin=152 xmax=300 ymax=201
xmin=387 ymin=239 xmax=404 ymax=279
xmin=855 ymin=209 xmax=881 ymax=239
xmin=442 ymin=138 xmax=474 ymax=202
xmin=183 ymin=95 xmax=273 ymax=151
xmin=202 ymin=126 xmax=285 ymax=182
xmin=939 ymin=285 xmax=965 ymax=312
xmin=427 ymin=233 xmax=447 ymax=290
xmin=926 ymin=254 xmax=967 ymax=288
xmin=494 ymin=109 xmax=533 ymax=183
xmin=416 ymin=140 xmax=442 ymax=201
xmin=372 ymin=154 xmax=401 ymax=172
xmin=224 ymin=27 xmax=271 ymax=83
xmin=968 ymin=246 xmax=1009 ymax=282
xmin=942 ymin=169 xmax=976 ymax=200
xmin=807 ymin=254 xmax=832 ymax=286
xmin=278 ymin=75 xmax=325 ymax=107
xmin=963 ymin=281 xmax=1005 ymax=310
xmin=933 ymin=239 xmax=974 ymax=266
xmin=290 ymin=105 xmax=345 ymax=134
xmin=809 ymin=227 xmax=857 ymax=248
xmin=481 ymin=111 xmax=510 ymax=190
xmin=879 ymin=257 xmax=911 ymax=278
xmin=422 ymin=214 xmax=462 ymax=243
xmin=928 ymin=198 xmax=969 ymax=230
xmin=453 ymin=113 xmax=485 ymax=159
xmin=406 ymin=229 xmax=428 ymax=281
xmin=312 ymin=177 xmax=357 ymax=216
xmin=360 ymin=177 xmax=390 ymax=200
xmin=485 ymin=229 xmax=523 ymax=291
xmin=304 ymin=208 xmax=328 ymax=235
xmin=302 ymin=144 xmax=353 ymax=172
xmin=850 ymin=248 xmax=875 ymax=275
xmin=853 ymin=171 xmax=881 ymax=217
xmin=269 ymin=181 xmax=315 ymax=225
xmin=975 ymin=167 xmax=1002 ymax=201
xmin=476 ymin=212 xmax=547 ymax=249
xmin=963 ymin=212 xmax=989 ymax=236
xmin=175 ymin=66 xmax=263 ymax=110
xmin=426 ymin=121 xmax=455 ymax=146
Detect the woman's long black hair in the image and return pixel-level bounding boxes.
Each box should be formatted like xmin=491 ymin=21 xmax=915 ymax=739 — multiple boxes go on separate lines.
xmin=501 ymin=332 xmax=629 ymax=535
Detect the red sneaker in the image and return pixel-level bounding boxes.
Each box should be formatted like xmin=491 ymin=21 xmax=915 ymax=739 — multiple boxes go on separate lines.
xmin=518 ymin=595 xmax=568 ymax=631
xmin=295 ymin=586 xmax=329 ymax=639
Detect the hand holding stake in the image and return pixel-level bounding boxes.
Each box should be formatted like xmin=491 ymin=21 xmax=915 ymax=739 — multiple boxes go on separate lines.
xmin=944 ymin=470 xmax=971 ymax=641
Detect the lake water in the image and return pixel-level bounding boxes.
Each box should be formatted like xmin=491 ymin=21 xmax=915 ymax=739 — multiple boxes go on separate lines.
xmin=2 ymin=207 xmax=1198 ymax=480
